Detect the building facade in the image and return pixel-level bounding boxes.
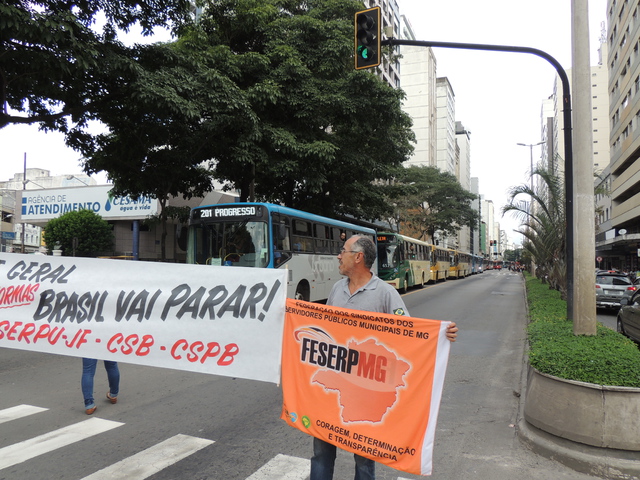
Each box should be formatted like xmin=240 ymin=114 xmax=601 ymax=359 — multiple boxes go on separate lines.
xmin=435 ymin=77 xmax=457 ymax=176
xmin=0 ymin=169 xmax=237 ymax=260
xmin=456 ymin=121 xmax=472 ymax=252
xmin=399 ymin=16 xmax=438 ymax=168
xmin=597 ymin=1 xmax=640 ymax=271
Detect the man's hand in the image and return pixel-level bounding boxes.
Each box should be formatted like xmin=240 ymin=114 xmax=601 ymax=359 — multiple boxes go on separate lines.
xmin=446 ymin=322 xmax=458 ymax=342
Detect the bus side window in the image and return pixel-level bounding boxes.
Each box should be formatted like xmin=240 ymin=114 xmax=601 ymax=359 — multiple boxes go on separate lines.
xmin=292 ymin=219 xmax=313 ymax=253
xmin=330 ymin=227 xmax=342 ymax=254
xmin=314 ymin=224 xmax=331 ymax=254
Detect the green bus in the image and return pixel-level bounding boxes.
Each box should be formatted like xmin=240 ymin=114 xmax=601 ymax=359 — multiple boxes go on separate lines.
xmin=376 ymin=233 xmax=431 ymax=293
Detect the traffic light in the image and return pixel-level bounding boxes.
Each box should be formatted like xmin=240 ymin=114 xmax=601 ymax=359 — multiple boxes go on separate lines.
xmin=354 ymin=7 xmax=381 ymax=70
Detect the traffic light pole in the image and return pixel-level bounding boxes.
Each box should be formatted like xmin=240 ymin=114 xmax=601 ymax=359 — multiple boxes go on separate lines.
xmin=382 ymin=38 xmax=575 ymax=320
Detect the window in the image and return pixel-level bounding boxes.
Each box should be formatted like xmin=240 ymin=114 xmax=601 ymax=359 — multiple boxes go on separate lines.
xmin=313 ymin=224 xmax=331 ymax=254
xmin=291 ymin=219 xmax=313 ymax=252
xmin=330 ymin=227 xmax=343 ymax=254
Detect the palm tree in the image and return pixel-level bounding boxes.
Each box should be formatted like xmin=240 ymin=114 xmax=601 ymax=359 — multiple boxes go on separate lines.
xmin=503 ymin=166 xmax=567 ymax=299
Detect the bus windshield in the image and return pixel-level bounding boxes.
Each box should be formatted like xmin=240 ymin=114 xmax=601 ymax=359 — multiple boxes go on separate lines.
xmin=378 ymin=242 xmax=399 ymax=269
xmin=188 ymin=220 xmax=269 ymax=267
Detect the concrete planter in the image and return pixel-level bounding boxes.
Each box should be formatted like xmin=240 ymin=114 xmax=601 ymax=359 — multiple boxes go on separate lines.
xmin=524 ymin=366 xmax=640 ymax=450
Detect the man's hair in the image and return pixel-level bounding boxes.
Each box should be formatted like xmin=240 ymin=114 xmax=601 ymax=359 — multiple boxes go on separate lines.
xmin=352 ymin=236 xmax=376 ymax=269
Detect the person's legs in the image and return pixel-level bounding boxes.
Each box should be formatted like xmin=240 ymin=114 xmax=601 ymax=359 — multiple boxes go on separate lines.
xmin=81 ymin=358 xmax=98 ymax=410
xmin=354 ymin=454 xmax=375 ymax=480
xmin=310 ymin=437 xmax=337 ymax=480
xmin=103 ymin=361 xmax=120 ymax=399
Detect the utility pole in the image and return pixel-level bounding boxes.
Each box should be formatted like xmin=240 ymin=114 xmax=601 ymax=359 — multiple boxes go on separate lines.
xmin=571 ymin=0 xmax=597 ymax=335
xmin=21 ymin=153 xmax=26 ymax=254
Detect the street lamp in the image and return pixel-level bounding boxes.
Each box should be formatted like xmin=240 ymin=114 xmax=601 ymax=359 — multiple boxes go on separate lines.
xmin=517 ymin=141 xmax=545 ymax=276
xmin=24 ymin=179 xmax=47 ymax=189
xmin=517 ymin=141 xmax=545 ymax=194
xmin=66 ymin=174 xmax=91 ymax=186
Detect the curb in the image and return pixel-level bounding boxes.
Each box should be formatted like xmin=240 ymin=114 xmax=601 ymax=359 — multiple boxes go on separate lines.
xmin=516 ymin=416 xmax=640 ymax=480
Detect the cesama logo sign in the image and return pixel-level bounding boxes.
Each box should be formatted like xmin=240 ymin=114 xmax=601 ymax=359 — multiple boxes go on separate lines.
xmin=21 ymin=186 xmax=159 ymax=221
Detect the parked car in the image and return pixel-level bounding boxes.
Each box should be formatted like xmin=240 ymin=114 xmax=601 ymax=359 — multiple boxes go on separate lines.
xmin=617 ymin=293 xmax=640 ymax=342
xmin=595 ymin=272 xmax=637 ymax=309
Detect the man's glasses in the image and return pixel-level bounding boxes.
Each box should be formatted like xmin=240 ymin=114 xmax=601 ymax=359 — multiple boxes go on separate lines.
xmin=340 ymin=249 xmax=361 ymax=255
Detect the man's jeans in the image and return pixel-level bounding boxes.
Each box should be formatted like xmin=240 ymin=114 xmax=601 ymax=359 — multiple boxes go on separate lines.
xmin=310 ymin=437 xmax=375 ymax=480
xmin=81 ymin=358 xmax=120 ymax=408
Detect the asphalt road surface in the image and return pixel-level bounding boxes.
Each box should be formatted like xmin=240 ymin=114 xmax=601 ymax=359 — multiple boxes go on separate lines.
xmin=0 ymin=270 xmax=602 ymax=479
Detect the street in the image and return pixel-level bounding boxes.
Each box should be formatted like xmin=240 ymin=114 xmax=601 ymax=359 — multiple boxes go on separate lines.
xmin=0 ymin=270 xmax=602 ymax=479
xmin=597 ymin=305 xmax=620 ymax=332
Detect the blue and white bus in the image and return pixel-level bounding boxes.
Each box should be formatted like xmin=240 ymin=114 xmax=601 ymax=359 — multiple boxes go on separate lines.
xmin=186 ymin=203 xmax=376 ymax=302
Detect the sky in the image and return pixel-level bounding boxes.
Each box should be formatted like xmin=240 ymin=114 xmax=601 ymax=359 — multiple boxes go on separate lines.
xmin=0 ymin=0 xmax=609 ymax=245
xmin=397 ymin=0 xmax=609 ymax=244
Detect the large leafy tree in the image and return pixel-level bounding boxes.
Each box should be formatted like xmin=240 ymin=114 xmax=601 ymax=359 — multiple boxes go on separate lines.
xmin=7 ymin=0 xmax=414 ymax=242
xmin=384 ymin=165 xmax=478 ymax=241
xmin=181 ymin=0 xmax=415 ymax=220
xmin=44 ymin=209 xmax=114 ymax=256
xmin=68 ymin=42 xmax=256 ymax=260
xmin=0 ymin=0 xmax=191 ymax=131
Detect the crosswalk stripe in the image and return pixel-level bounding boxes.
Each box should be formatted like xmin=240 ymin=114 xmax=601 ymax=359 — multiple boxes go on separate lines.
xmin=0 ymin=404 xmax=48 ymax=425
xmin=0 ymin=407 xmax=311 ymax=479
xmin=0 ymin=417 xmax=123 ymax=470
xmin=80 ymin=433 xmax=214 ymax=480
xmin=246 ymin=454 xmax=310 ymax=480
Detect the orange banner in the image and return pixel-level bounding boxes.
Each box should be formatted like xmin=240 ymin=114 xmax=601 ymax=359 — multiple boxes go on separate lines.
xmin=281 ymin=298 xmax=451 ymax=476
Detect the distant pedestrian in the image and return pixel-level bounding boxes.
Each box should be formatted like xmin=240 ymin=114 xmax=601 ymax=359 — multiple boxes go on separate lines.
xmin=82 ymin=358 xmax=120 ymax=415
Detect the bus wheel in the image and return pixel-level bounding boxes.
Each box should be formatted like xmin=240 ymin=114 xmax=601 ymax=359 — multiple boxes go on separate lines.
xmin=401 ymin=276 xmax=409 ymax=294
xmin=295 ymin=282 xmax=310 ymax=302
xmin=419 ymin=274 xmax=425 ymax=288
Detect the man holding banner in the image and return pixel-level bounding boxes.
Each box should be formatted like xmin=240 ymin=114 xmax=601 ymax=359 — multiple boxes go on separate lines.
xmin=290 ymin=235 xmax=458 ymax=479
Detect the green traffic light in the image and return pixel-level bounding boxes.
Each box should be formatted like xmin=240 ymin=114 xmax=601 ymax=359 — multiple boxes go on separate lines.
xmin=357 ymin=45 xmax=372 ymax=60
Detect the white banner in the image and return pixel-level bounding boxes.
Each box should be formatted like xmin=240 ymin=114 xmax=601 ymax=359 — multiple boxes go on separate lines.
xmin=0 ymin=253 xmax=287 ymax=384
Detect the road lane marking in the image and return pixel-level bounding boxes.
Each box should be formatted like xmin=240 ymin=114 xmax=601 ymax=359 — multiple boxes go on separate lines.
xmin=0 ymin=404 xmax=48 ymax=424
xmin=246 ymin=454 xmax=310 ymax=479
xmin=81 ymin=433 xmax=214 ymax=480
xmin=0 ymin=417 xmax=123 ymax=470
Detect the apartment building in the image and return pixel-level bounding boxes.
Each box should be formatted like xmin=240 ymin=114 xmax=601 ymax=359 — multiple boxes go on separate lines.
xmin=600 ymin=0 xmax=640 ymax=271
xmin=456 ymin=121 xmax=472 ymax=252
xmin=398 ymin=15 xmax=438 ymax=168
